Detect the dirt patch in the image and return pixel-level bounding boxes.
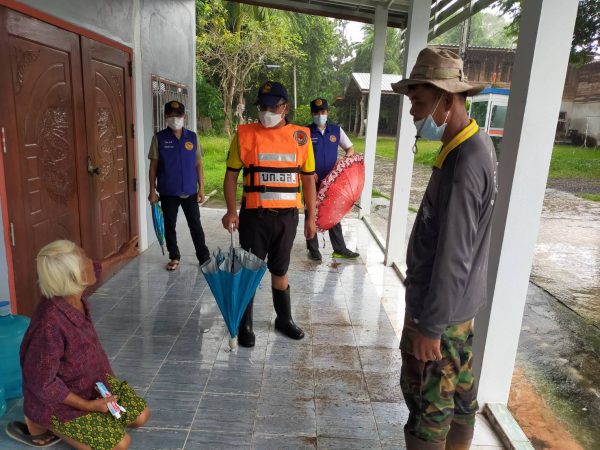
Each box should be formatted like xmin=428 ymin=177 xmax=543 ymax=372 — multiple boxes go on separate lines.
xmin=509 ymin=368 xmax=584 ymax=450
xmin=547 ymin=178 xmax=600 ymax=196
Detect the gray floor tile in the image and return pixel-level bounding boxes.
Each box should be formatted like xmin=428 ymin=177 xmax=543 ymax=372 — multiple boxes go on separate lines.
xmin=144 ymin=389 xmax=203 ymax=412
xmin=144 ymin=408 xmax=196 ymax=429
xmin=317 ymin=436 xmax=382 ymax=449
xmin=313 ymin=345 xmax=362 ymax=371
xmin=264 ymin=341 xmax=313 ymax=367
xmin=117 ymin=335 xmax=177 ymax=362
xmin=111 ymin=358 xmax=164 ymax=391
xmin=358 ymin=347 xmax=402 ymax=373
xmin=364 ymin=371 xmax=404 ymax=403
xmin=184 ymin=431 xmax=250 ymax=449
xmin=260 ymin=366 xmax=314 ymax=397
xmin=192 ymin=393 xmax=258 ymax=434
xmin=128 ymin=428 xmax=188 ymax=449
xmin=315 ymin=369 xmax=369 ymax=402
xmin=149 ymin=361 xmax=211 ymax=392
xmin=205 ymin=363 xmax=263 ymax=395
xmin=254 ymin=410 xmax=316 ymax=436
xmin=317 ymin=414 xmax=380 ymax=440
xmin=166 ymin=335 xmax=223 ymax=363
xmin=313 ymin=325 xmax=356 ymax=346
xmin=371 ymin=401 xmax=410 ymax=441
xmin=252 ymin=434 xmax=317 ymax=450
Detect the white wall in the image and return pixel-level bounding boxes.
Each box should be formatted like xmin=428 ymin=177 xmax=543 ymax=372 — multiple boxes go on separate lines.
xmin=570 ymin=102 xmax=600 ymax=141
xmin=14 ymin=0 xmax=135 ymax=46
xmin=139 ymin=0 xmax=197 ymax=248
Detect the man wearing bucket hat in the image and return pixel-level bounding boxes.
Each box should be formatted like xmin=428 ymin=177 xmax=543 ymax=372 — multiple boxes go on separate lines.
xmin=391 ymin=47 xmax=497 ymax=450
xmin=221 ymin=81 xmax=317 ymax=347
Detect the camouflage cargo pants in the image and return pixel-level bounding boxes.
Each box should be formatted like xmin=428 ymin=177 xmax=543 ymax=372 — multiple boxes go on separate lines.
xmin=400 ymin=315 xmax=478 ymax=444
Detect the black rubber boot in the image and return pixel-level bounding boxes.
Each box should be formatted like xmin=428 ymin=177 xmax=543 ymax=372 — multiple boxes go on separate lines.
xmin=237 ymin=298 xmax=255 ymax=347
xmin=272 ymin=286 xmax=304 ymax=340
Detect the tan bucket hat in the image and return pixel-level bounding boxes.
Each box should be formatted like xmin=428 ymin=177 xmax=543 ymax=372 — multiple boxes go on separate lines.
xmin=391 ymin=47 xmax=485 ymax=96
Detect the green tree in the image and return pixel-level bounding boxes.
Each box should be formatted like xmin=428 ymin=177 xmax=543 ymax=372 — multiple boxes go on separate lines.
xmin=196 ymin=0 xmax=301 ymax=137
xmin=353 ymin=25 xmax=403 ymax=74
xmin=430 ymin=11 xmax=515 ymax=48
xmin=498 ymin=0 xmax=599 ymax=65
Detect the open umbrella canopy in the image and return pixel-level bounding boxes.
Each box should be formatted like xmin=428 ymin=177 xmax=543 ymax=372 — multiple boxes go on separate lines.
xmin=151 ymin=202 xmax=165 ymax=255
xmin=200 ymin=233 xmax=267 ymax=349
xmin=316 ymin=154 xmax=365 ymax=232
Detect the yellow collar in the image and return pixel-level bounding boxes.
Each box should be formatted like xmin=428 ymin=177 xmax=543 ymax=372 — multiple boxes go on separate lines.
xmin=434 ymin=119 xmax=479 ymax=169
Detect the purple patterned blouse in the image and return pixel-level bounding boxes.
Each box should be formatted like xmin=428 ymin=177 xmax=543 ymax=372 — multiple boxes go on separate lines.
xmin=20 ymin=262 xmax=113 ymax=427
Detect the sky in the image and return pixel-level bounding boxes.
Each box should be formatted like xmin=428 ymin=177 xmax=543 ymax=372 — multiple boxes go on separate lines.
xmin=345 ymin=20 xmax=366 ymax=44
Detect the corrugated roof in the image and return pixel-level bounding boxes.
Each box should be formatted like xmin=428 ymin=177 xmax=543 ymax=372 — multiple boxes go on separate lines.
xmin=351 ymin=73 xmax=403 ymax=93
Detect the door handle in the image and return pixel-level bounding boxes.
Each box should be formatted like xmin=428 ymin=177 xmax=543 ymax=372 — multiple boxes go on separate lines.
xmin=87 ymin=156 xmax=101 ymax=175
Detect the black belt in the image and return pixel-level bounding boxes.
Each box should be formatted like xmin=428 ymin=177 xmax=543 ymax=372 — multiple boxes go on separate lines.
xmin=242 ymin=206 xmax=296 ymax=217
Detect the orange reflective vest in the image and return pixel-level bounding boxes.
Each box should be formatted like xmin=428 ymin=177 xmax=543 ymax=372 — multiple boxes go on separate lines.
xmin=238 ymin=123 xmax=310 ymax=209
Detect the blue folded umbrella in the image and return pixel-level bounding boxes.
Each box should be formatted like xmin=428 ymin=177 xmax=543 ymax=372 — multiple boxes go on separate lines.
xmin=200 ymin=232 xmax=267 ymax=349
xmin=151 ymin=202 xmax=165 ymax=255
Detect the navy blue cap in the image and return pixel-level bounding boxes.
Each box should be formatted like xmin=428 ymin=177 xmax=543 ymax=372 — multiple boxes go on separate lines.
xmin=310 ymin=98 xmax=329 ymax=112
xmin=255 ymin=81 xmax=289 ymax=106
xmin=165 ymin=100 xmax=185 ymax=116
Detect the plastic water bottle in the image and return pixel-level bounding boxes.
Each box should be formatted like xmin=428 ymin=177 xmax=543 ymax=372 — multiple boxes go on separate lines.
xmin=0 ymin=386 xmax=6 ymax=418
xmin=0 ymin=300 xmax=30 ymax=401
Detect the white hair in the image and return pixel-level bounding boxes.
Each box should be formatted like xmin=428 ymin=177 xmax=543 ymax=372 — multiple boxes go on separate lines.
xmin=36 ymin=240 xmax=86 ymax=298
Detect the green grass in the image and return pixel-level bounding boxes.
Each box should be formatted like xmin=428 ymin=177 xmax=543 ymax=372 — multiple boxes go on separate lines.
xmin=200 ymin=134 xmax=600 ymax=200
xmin=200 ymin=135 xmax=232 ymax=201
xmin=549 ymin=145 xmax=600 ymax=179
xmin=578 ymin=193 xmax=600 ymax=202
xmin=352 ymin=136 xmax=441 ymax=166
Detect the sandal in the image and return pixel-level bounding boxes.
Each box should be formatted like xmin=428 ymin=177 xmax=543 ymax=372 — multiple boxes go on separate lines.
xmin=166 ymin=259 xmax=180 ymax=271
xmin=5 ymin=421 xmax=62 ymax=447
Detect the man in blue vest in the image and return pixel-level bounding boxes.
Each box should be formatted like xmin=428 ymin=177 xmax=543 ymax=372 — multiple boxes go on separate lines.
xmin=148 ymin=101 xmax=210 ymax=270
xmin=306 ymin=97 xmax=360 ymax=261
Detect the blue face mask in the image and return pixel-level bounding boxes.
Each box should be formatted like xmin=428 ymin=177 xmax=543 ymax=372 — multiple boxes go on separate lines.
xmin=414 ymin=96 xmax=449 ymax=141
xmin=313 ymin=115 xmax=327 ymax=126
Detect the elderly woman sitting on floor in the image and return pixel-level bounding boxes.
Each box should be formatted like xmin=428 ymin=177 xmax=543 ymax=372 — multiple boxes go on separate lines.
xmin=6 ymin=238 xmax=150 ymax=450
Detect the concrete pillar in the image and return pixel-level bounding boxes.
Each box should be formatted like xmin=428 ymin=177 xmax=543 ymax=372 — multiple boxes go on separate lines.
xmin=473 ymin=0 xmax=579 ymax=405
xmin=384 ymin=0 xmax=432 ymax=265
xmin=359 ymin=4 xmax=388 ymax=217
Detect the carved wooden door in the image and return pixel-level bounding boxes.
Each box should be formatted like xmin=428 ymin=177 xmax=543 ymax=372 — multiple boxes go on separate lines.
xmin=81 ymin=38 xmax=135 ymax=260
xmin=0 ymin=8 xmax=89 ymax=316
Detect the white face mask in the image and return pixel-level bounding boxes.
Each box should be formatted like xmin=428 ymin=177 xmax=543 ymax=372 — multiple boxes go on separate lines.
xmin=313 ymin=115 xmax=327 ymax=126
xmin=413 ymin=95 xmax=449 ymax=141
xmin=166 ymin=117 xmax=184 ymax=130
xmin=259 ymin=111 xmax=284 ymax=128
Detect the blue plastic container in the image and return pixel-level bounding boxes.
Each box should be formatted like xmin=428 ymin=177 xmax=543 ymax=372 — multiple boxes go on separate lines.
xmin=0 ymin=300 xmax=30 ymax=403
xmin=0 ymin=386 xmax=6 ymax=418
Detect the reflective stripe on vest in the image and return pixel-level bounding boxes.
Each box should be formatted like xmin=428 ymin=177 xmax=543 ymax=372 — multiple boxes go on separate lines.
xmin=258 ymin=153 xmax=297 ymax=162
xmin=238 ymin=123 xmax=310 ymax=209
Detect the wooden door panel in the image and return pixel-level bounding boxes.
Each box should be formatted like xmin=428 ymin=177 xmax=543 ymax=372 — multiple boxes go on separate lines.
xmin=82 ymin=38 xmax=134 ymax=260
xmin=0 ymin=8 xmax=87 ymax=316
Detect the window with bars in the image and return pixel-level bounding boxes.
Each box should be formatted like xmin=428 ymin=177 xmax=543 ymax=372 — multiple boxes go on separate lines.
xmin=151 ymin=75 xmax=190 ymax=133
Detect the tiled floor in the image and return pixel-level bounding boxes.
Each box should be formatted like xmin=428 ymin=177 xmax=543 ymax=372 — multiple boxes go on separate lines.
xmin=0 ymin=208 xmax=505 ymax=449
